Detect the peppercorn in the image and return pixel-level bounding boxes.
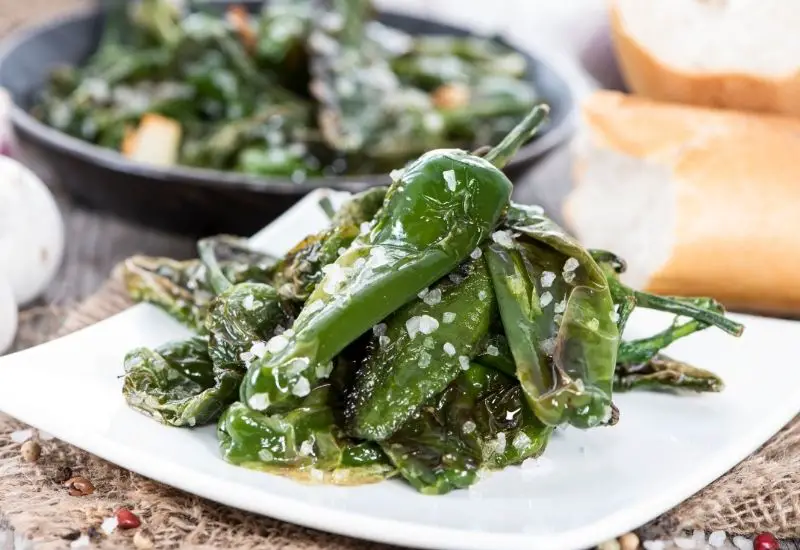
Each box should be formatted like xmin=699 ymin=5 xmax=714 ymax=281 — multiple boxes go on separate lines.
xmin=64 ymin=476 xmax=95 ymax=497
xmin=754 ymin=533 xmax=779 ymax=550
xmin=20 ymin=440 xmax=41 ymax=462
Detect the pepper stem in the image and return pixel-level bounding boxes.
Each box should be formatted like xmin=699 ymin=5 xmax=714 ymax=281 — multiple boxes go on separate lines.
xmin=197 ymin=238 xmax=233 ymax=295
xmin=318 ymin=196 xmax=336 ymax=220
xmin=633 ymin=292 xmax=744 ymax=337
xmin=484 ymin=104 xmax=549 ymax=169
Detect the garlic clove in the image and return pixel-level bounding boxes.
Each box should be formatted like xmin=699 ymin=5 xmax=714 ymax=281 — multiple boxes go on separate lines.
xmin=0 ymin=276 xmax=18 ymax=354
xmin=0 ymin=156 xmax=64 ymax=305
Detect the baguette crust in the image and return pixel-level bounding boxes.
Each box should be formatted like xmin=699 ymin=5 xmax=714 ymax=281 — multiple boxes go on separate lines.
xmin=609 ymin=2 xmax=800 ymax=118
xmin=570 ymin=91 xmax=800 ymax=315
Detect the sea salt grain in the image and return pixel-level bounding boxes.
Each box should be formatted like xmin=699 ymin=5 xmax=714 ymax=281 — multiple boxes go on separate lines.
xmin=291 ymin=376 xmax=311 ymax=397
xmin=708 ymin=531 xmax=727 ymax=548
xmin=266 ymin=334 xmax=289 ymax=353
xmin=554 ymin=298 xmax=566 ymax=314
xmin=442 ymin=312 xmax=456 ymax=324
xmin=512 ymin=432 xmax=531 ymax=450
xmin=287 ymin=357 xmax=310 ymax=376
xmin=442 ymin=169 xmax=457 ymax=191
xmin=443 ymin=342 xmax=456 ymax=356
xmin=423 ymin=288 xmax=442 ymax=306
xmin=491 ymin=230 xmax=514 ymax=249
xmin=250 ymin=341 xmax=268 ymax=359
xmin=100 ymin=516 xmax=119 ymax=535
xmin=673 ymin=537 xmax=696 ymax=549
xmin=563 ymin=257 xmax=579 ymax=272
xmin=470 ymin=247 xmax=482 ymax=259
xmin=486 ymin=345 xmax=499 ymax=356
xmin=540 ymin=271 xmax=556 ymax=288
xmin=310 ymin=468 xmax=325 ymax=482
xmin=299 ymin=439 xmax=315 ymax=456
xmin=316 ymin=361 xmax=334 ymax=379
xmin=478 ymin=290 xmax=488 ymax=301
xmin=733 ymin=536 xmax=753 ymax=550
xmin=462 ymin=420 xmax=476 ymax=434
xmin=248 ymin=393 xmax=270 ymax=411
xmin=405 ymin=316 xmax=422 ymax=339
xmin=539 ymin=291 xmax=553 ymax=308
xmin=643 ymin=541 xmax=666 ymax=550
xmin=242 ymin=294 xmax=255 ymax=310
xmin=379 ymin=335 xmax=391 ymax=347
xmin=359 ymin=222 xmax=371 ymax=235
xmin=372 ymin=323 xmax=387 ymax=337
xmin=418 ymin=315 xmax=439 ymax=334
xmin=417 ymin=288 xmax=429 ymax=299
xmin=459 ymin=356 xmax=470 ymax=370
xmin=587 ymin=318 xmax=600 ymax=331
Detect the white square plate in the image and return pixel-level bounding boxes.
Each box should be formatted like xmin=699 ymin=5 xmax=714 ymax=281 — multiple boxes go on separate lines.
xmin=1 ymin=189 xmax=798 ymax=550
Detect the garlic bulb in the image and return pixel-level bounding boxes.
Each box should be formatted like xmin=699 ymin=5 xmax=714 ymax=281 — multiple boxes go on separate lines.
xmin=0 ymin=156 xmax=64 ymax=305
xmin=0 ymin=277 xmax=17 ymax=354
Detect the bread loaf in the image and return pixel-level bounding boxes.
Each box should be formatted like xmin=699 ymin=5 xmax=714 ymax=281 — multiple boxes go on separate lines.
xmin=565 ymin=91 xmax=800 ymax=315
xmin=609 ymin=0 xmax=800 ymax=117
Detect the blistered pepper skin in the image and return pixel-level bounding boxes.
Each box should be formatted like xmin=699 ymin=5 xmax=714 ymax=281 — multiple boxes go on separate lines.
xmin=240 ymin=149 xmax=513 ymax=414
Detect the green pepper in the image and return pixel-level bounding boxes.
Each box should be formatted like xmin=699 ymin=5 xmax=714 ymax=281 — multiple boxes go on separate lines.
xmin=382 ymin=362 xmax=550 ymax=495
xmin=218 ymin=383 xmax=394 ymax=484
xmin=270 ymin=187 xmax=387 ymax=302
xmin=346 ymin=258 xmax=496 ymax=440
xmin=121 ymin=236 xmax=277 ymax=330
xmin=123 ymin=337 xmax=242 ymax=427
xmin=484 ymin=204 xmax=619 ymax=429
xmin=614 ymin=354 xmax=724 ymax=393
xmin=240 ymin=106 xmax=546 ymax=415
xmin=198 ymin=238 xmax=292 ymax=373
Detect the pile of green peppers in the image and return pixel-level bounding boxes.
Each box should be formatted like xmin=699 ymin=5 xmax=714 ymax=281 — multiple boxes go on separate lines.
xmin=120 ymin=106 xmax=743 ymax=494
xmin=31 ymin=0 xmax=541 ymax=178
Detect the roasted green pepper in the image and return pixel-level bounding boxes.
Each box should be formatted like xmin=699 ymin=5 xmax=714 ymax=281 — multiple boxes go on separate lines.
xmin=240 ymin=106 xmax=546 ymax=415
xmin=123 ymin=337 xmax=241 ymax=427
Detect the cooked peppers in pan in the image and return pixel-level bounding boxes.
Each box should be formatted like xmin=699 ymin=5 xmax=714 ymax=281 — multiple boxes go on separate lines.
xmin=31 ymin=0 xmax=542 ymax=178
xmin=119 ymin=107 xmax=744 ymax=494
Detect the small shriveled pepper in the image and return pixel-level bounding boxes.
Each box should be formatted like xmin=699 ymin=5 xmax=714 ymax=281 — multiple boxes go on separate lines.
xmin=484 ymin=203 xmax=619 ymax=429
xmin=346 ymin=257 xmax=495 ymax=441
xmin=240 ymin=105 xmax=547 ymax=415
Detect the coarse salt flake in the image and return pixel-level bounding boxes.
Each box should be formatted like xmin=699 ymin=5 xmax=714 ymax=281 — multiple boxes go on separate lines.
xmin=292 ymin=376 xmax=311 ymax=397
xmin=486 ymin=345 xmax=499 ymax=356
xmin=708 ymin=531 xmax=727 ymax=548
xmin=539 ymin=291 xmax=553 ymax=308
xmin=512 ymin=432 xmax=532 ymax=451
xmin=240 ymin=351 xmax=255 ymax=363
xmin=390 ymin=169 xmax=404 ymax=182
xmin=478 ymin=290 xmax=488 ymax=301
xmin=442 ymin=312 xmax=456 ymax=324
xmin=417 ymin=287 xmax=429 ymax=299
xmin=379 ymin=335 xmax=391 ymax=347
xmin=423 ymin=288 xmax=442 ymax=306
xmin=70 ymin=535 xmax=91 ymax=549
xmin=462 ymin=420 xmax=476 ymax=434
xmin=443 ymin=342 xmax=456 ymax=356
xmin=372 ymin=323 xmax=387 ymax=336
xmin=266 ymin=334 xmax=289 ymax=353
xmin=540 ymin=271 xmax=556 ymax=288
xmin=673 ymin=538 xmax=695 ymax=550
xmin=248 ymin=393 xmax=270 ymax=411
xmin=100 ymin=516 xmax=118 ymax=535
xmin=299 ymin=439 xmax=315 ymax=456
xmin=442 ymin=169 xmax=457 ymax=191
xmin=554 ymin=298 xmax=566 ymax=314
xmin=540 ymin=338 xmax=556 ymax=356
xmin=563 ymin=271 xmax=576 ymax=284
xmin=459 ymin=356 xmax=470 ymax=370
xmin=563 ymin=257 xmax=579 ymax=272
xmin=250 ymin=341 xmax=268 ymax=359
xmin=359 ymin=221 xmax=371 ymax=235
xmin=258 ymin=449 xmax=274 ymax=462
xmin=733 ymin=536 xmax=753 ymax=550
xmin=470 ymin=247 xmax=482 ymax=259
xmin=242 ymin=294 xmax=255 ymax=310
xmin=316 ymin=361 xmax=334 ymax=379
xmin=491 ymin=230 xmax=514 ymax=249
xmin=610 ymin=310 xmax=620 ymax=323
xmin=492 ymin=432 xmax=506 ymax=454
xmin=642 ymin=541 xmax=666 ymax=550
xmin=587 ymin=318 xmax=599 ymax=331
xmin=418 ymin=315 xmax=439 ymax=334
xmin=338 ymin=247 xmax=347 ymax=256
xmin=423 ymin=337 xmax=435 ymax=349
xmin=405 ymin=316 xmax=422 ymax=339
xmin=287 ymin=357 xmax=310 ymax=376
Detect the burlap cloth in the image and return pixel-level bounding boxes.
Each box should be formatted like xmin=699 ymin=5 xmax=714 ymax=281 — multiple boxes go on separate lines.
xmin=0 ymin=279 xmax=798 ymax=549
